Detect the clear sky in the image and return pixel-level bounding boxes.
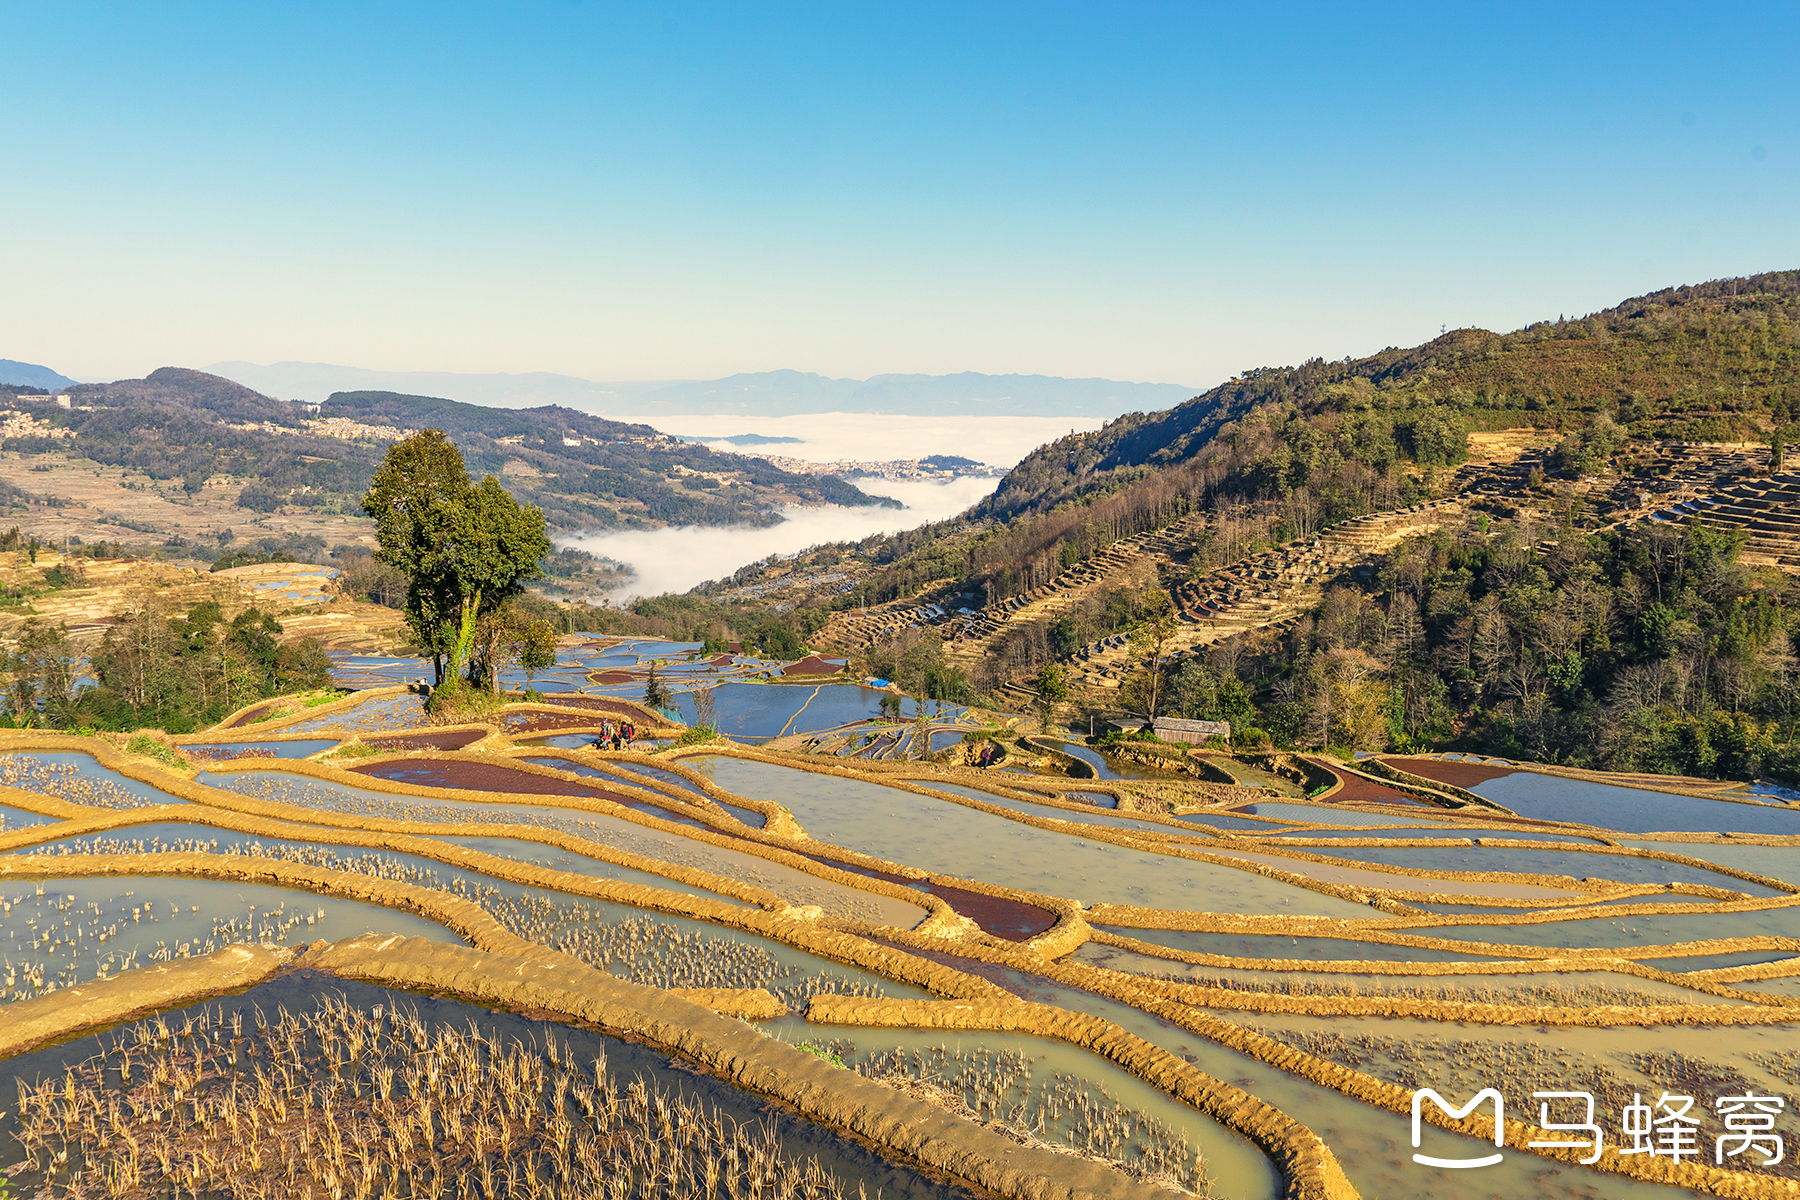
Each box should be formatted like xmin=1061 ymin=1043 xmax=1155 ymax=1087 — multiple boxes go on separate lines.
xmin=3 ymin=2 xmax=1795 ymax=387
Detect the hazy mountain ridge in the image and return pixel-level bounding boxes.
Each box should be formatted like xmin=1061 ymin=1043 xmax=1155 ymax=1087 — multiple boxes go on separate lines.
xmin=0 ymin=359 xmax=80 ymax=391
xmin=0 ymin=368 xmax=893 ymax=542
xmin=207 ymin=361 xmax=1195 ymax=419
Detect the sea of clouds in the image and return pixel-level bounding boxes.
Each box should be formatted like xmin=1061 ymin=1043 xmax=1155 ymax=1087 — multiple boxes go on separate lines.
xmin=560 ymin=412 xmax=1105 ymax=601
xmin=562 ymin=476 xmax=999 ymax=601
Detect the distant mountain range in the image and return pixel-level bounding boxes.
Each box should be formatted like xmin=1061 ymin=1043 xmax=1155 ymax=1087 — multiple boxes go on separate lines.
xmin=205 ymin=362 xmax=1197 ymax=419
xmin=0 ymin=359 xmax=79 ymax=390
xmin=0 ymin=367 xmax=895 ymax=544
xmin=675 ymin=433 xmax=804 ymax=446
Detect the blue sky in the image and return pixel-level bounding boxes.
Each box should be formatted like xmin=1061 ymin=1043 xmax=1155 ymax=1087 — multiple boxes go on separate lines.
xmin=2 ymin=2 xmax=1794 ymax=386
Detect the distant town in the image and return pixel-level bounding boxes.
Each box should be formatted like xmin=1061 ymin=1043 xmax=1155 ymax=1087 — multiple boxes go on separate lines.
xmin=742 ymin=452 xmax=1003 ymax=482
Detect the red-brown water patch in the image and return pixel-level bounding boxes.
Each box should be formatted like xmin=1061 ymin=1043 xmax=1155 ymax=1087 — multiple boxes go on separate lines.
xmin=540 ymin=696 xmax=648 ymax=718
xmin=1383 ymin=757 xmax=1519 ymax=787
xmin=795 ymin=852 xmax=1057 ymax=941
xmin=351 ymin=757 xmax=611 ymax=797
xmin=781 ymin=655 xmax=842 ymax=678
xmin=1304 ymin=760 xmax=1418 ymax=805
xmin=366 ymin=728 xmax=487 ymax=752
xmin=348 ymin=757 xmax=714 ymax=830
xmin=226 ymin=703 xmax=275 ymax=729
xmin=590 ymin=670 xmax=637 ymax=685
xmin=504 ymin=711 xmax=627 ymax=735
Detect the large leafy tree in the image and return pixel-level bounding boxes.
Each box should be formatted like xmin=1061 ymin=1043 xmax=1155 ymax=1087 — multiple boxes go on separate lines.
xmin=360 ymin=431 xmax=549 ymax=686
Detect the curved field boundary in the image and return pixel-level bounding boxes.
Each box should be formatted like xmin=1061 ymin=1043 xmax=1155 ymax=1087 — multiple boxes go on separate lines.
xmin=1083 ymin=928 xmax=1800 ymax=1011
xmin=0 ymin=943 xmax=297 ymax=1060
xmin=808 ymin=994 xmax=1357 ymax=1200
xmin=0 ymin=933 xmax=1162 ymax=1200
xmin=1 ymin=802 xmax=789 ymax=916
xmin=1342 ymin=756 xmax=1498 ymax=809
xmin=0 ymin=847 xmax=1007 ymax=1008
xmin=502 ymin=747 xmax=768 ymax=830
xmin=499 ymin=700 xmax=680 ymax=738
xmin=301 ymin=933 xmax=1179 ymax=1200
xmin=167 ymin=747 xmax=957 ymax=931
xmin=1020 ymin=736 xmax=1098 ymax=779
xmin=208 ymin=686 xmax=414 ymax=735
xmin=0 ymin=783 xmax=105 ymax=824
xmin=0 ymin=741 xmax=1020 ymax=1003
xmin=5 ymin=734 xmax=1796 ymax=1008
xmin=1091 ymin=886 xmax=1800 ymax=937
xmin=6 ymin=734 xmax=1795 ymax=984
xmin=1388 ymin=752 xmax=1793 ymax=809
xmin=663 ymin=745 xmax=1638 ymax=909
xmin=851 ymin=933 xmax=1800 ymax=1198
xmin=1084 ymin=924 xmax=1796 ymax=978
xmin=1075 ymin=951 xmax=1795 ymax=1026
xmin=555 ymin=746 xmax=801 ymax=833
xmin=0 ymin=851 xmax=533 ymax=952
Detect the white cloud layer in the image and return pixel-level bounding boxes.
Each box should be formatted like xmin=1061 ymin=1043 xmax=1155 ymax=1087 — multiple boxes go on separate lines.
xmin=561 ymin=476 xmax=999 ymax=602
xmin=651 ymin=412 xmax=1104 ymax=467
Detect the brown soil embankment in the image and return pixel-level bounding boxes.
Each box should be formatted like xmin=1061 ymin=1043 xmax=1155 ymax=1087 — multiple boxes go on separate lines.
xmin=0 ymin=795 xmax=783 ymax=915
xmin=1079 ymin=924 xmax=1800 ymax=1012
xmin=0 ymin=851 xmax=534 ymax=953
xmin=1103 ymin=971 xmax=1797 ymax=1199
xmin=579 ymin=749 xmax=795 ymax=832
xmin=199 ymin=751 xmax=950 ymax=929
xmin=0 ymin=841 xmax=1001 ymax=1008
xmin=0 ymin=820 xmax=1015 ymax=1007
xmin=211 ymin=686 xmax=413 ymax=735
xmin=0 ymin=943 xmax=296 ymax=1060
xmin=664 ymin=987 xmax=786 ymax=1018
xmin=1077 ymin=952 xmax=1793 ymax=1026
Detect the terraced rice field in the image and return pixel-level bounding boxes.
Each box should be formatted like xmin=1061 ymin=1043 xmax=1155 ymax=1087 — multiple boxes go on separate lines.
xmin=0 ymin=638 xmax=1794 ymax=1200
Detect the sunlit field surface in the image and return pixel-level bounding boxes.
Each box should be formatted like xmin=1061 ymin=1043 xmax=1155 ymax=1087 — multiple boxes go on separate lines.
xmin=0 ymin=637 xmax=1795 ymax=1200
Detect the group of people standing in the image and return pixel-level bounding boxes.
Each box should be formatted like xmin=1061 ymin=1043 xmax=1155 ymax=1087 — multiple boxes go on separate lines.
xmin=591 ymin=718 xmax=637 ymax=751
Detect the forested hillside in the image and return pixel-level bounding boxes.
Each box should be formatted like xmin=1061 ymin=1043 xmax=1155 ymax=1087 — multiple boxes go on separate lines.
xmin=829 ymin=271 xmax=1800 ymax=608
xmin=320 ymin=390 xmax=892 ymax=529
xmin=775 ymin=271 xmax=1800 ymax=784
xmin=1158 ymin=516 xmax=1800 ymax=782
xmin=0 ymin=369 xmax=890 ymax=536
xmin=987 ymin=270 xmax=1799 ymax=520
